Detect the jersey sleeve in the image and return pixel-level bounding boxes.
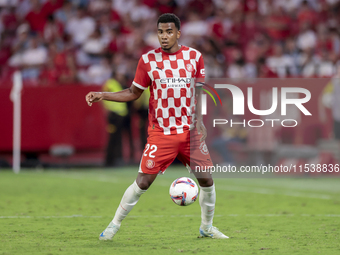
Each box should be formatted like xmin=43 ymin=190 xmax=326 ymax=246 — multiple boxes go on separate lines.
xmin=195 ymin=54 xmax=205 ymax=86
xmin=132 ymin=57 xmax=151 ymax=90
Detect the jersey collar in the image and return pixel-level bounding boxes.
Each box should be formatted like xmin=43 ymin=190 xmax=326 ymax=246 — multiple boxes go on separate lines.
xmin=160 ymin=45 xmax=184 ymax=55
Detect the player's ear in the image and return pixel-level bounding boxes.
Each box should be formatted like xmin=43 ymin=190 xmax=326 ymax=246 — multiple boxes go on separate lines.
xmin=177 ymin=30 xmax=181 ymax=39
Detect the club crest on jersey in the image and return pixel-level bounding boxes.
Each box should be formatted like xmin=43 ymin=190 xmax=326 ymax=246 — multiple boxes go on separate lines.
xmin=199 ymin=142 xmax=209 ymax=155
xmin=186 ymin=63 xmax=194 ymax=72
xmin=146 ymin=159 xmax=155 ymax=169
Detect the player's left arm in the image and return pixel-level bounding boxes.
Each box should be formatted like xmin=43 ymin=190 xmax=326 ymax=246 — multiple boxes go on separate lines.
xmin=195 ymin=54 xmax=207 ymax=142
xmin=196 ymin=88 xmax=207 ymax=142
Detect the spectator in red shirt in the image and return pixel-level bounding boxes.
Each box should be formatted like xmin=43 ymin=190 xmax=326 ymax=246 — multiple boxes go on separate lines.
xmin=297 ymin=0 xmax=318 ymax=28
xmin=25 ymin=0 xmax=49 ymax=34
xmin=42 ymin=0 xmax=64 ymax=17
xmin=209 ymin=8 xmax=231 ymax=41
xmin=1 ymin=7 xmax=17 ymax=33
xmin=48 ymin=43 xmax=67 ymax=70
xmin=41 ymin=47 xmax=77 ymax=85
xmin=227 ymin=10 xmax=244 ymax=46
xmin=264 ymin=6 xmax=291 ymax=42
xmin=239 ymin=13 xmax=261 ymax=47
xmin=43 ymin=15 xmax=64 ymax=44
xmin=243 ymin=0 xmax=258 ymax=13
xmin=110 ymin=7 xmax=122 ymax=29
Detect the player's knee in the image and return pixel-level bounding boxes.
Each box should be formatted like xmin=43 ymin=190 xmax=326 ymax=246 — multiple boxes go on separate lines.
xmin=136 ymin=180 xmax=150 ymax=190
xmin=136 ymin=173 xmax=157 ymax=190
xmin=136 ymin=176 xmax=153 ymax=190
xmin=198 ymin=178 xmax=214 ymax=187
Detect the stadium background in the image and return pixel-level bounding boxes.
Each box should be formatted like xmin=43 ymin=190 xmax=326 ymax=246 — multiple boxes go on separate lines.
xmin=0 ymin=0 xmax=340 ymax=169
xmin=1 ymin=1 xmax=340 ymax=254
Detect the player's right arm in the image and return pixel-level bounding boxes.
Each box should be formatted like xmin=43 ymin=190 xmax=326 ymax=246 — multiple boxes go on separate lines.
xmin=86 ymin=85 xmax=143 ymax=106
xmin=86 ymin=56 xmax=150 ymax=106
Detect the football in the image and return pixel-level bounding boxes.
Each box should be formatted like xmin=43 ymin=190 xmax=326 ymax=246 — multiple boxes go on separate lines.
xmin=169 ymin=177 xmax=199 ymax=206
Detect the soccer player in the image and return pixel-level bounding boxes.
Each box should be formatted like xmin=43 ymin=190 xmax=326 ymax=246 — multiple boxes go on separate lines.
xmin=85 ymin=13 xmax=228 ymax=240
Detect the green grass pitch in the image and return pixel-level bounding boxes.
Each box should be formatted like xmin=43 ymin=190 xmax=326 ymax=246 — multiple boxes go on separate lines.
xmin=0 ymin=167 xmax=339 ymax=255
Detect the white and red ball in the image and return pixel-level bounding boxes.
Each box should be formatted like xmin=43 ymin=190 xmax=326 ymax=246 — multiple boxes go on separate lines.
xmin=169 ymin=177 xmax=198 ymax=206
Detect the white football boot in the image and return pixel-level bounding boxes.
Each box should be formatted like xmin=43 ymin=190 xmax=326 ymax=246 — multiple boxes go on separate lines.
xmin=99 ymin=222 xmax=120 ymax=240
xmin=199 ymin=225 xmax=229 ymax=239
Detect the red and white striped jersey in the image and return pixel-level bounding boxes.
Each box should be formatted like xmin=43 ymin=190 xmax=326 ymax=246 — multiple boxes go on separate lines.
xmin=132 ymin=45 xmax=205 ymax=135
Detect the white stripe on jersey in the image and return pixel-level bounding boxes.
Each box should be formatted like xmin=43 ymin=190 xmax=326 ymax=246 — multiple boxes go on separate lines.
xmin=132 ymin=81 xmax=147 ymax=90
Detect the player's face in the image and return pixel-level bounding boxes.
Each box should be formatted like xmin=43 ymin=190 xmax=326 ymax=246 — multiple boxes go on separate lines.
xmin=157 ymin=22 xmax=181 ymax=53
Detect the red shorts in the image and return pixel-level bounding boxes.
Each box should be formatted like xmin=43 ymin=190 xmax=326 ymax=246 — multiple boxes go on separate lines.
xmin=139 ymin=129 xmax=213 ymax=174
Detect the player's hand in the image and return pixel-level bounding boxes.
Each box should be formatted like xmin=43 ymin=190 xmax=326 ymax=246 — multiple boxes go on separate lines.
xmin=86 ymin=92 xmax=103 ymax=106
xmin=196 ymin=120 xmax=207 ymax=142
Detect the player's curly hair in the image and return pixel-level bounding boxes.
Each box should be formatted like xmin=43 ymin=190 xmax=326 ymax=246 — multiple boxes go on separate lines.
xmin=157 ymin=13 xmax=181 ymax=31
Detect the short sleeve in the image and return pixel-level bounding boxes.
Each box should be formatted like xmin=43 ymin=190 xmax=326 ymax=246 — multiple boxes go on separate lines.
xmin=196 ymin=54 xmax=205 ymax=86
xmin=132 ymin=57 xmax=151 ymax=90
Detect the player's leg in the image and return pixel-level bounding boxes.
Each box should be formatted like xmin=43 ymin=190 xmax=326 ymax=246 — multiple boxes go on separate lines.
xmin=100 ymin=133 xmax=177 ymax=240
xmin=179 ymin=131 xmax=228 ymax=239
xmin=190 ymin=167 xmax=228 ymax=239
xmin=112 ymin=172 xmax=158 ymax=225
xmin=191 ymin=170 xmax=215 ymax=225
xmin=99 ymin=172 xmax=157 ymax=240
xmin=195 ymin=167 xmax=229 ymax=239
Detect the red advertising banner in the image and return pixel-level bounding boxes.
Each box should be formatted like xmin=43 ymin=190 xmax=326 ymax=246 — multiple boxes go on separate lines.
xmin=0 ymin=85 xmax=107 ymax=152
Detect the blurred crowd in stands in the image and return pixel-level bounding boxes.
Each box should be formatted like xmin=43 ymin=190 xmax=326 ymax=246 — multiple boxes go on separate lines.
xmin=1 ymin=0 xmax=340 ymax=86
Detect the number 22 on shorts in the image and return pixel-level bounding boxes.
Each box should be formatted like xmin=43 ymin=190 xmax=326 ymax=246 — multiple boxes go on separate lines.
xmin=143 ymin=144 xmax=157 ymax=158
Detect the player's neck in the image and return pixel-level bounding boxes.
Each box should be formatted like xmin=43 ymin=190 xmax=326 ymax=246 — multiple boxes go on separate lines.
xmin=162 ymin=43 xmax=181 ymax=54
